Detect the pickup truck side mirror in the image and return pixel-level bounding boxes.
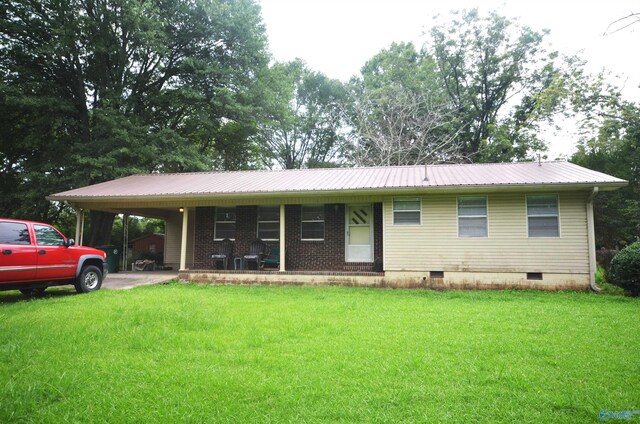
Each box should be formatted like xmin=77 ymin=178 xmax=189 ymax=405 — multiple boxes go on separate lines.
xmin=65 ymin=238 xmax=75 ymax=247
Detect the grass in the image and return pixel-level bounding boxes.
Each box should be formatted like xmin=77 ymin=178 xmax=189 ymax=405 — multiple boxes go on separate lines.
xmin=0 ymin=284 xmax=638 ymax=423
xmin=596 ymin=265 xmax=626 ymax=296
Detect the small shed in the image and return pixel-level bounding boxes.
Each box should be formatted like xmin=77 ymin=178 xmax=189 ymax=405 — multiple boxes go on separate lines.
xmin=130 ymin=233 xmax=165 ymax=256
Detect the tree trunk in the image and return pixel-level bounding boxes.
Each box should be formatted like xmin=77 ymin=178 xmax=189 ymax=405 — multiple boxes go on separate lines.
xmin=87 ymin=211 xmax=116 ymax=247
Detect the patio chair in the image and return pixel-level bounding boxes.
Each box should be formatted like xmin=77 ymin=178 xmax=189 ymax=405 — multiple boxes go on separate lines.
xmin=211 ymin=238 xmax=233 ymax=270
xmin=243 ymin=239 xmax=266 ymax=270
xmin=261 ymin=247 xmax=280 ymax=270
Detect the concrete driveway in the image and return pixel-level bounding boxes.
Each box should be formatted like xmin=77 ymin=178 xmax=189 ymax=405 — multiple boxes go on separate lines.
xmin=102 ymin=271 xmax=179 ymax=290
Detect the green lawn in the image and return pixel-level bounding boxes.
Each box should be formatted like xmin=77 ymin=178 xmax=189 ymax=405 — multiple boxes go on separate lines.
xmin=0 ymin=284 xmax=638 ymax=423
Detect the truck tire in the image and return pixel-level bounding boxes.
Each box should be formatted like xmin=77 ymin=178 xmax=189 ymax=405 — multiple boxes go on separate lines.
xmin=75 ymin=265 xmax=103 ymax=293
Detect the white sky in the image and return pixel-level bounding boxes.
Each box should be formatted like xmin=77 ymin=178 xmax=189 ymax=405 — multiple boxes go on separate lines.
xmin=259 ymin=0 xmax=640 ymax=158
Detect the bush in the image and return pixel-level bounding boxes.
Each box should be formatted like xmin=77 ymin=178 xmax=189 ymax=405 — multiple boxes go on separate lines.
xmin=608 ymin=241 xmax=640 ymax=296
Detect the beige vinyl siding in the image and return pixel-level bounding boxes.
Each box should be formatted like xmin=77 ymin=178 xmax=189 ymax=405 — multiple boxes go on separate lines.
xmin=384 ymin=191 xmax=589 ymax=274
xmin=164 ymin=210 xmax=195 ymax=269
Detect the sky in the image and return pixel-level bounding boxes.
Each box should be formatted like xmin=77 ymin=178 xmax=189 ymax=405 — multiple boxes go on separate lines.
xmin=258 ymin=0 xmax=640 ymax=158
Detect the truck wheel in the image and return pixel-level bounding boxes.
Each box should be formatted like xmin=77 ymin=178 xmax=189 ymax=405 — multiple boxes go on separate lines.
xmin=19 ymin=287 xmax=46 ymax=297
xmin=75 ymin=265 xmax=103 ymax=293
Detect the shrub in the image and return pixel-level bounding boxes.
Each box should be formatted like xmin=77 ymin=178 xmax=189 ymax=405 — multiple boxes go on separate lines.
xmin=608 ymin=241 xmax=640 ymax=296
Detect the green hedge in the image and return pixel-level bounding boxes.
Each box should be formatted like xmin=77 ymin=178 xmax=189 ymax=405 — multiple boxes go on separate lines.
xmin=608 ymin=241 xmax=640 ymax=296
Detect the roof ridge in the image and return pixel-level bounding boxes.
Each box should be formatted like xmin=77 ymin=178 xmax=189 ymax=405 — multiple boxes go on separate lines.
xmin=126 ymin=161 xmax=569 ymax=178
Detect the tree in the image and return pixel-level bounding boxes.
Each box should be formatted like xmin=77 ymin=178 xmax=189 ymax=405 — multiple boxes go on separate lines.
xmin=571 ymin=97 xmax=640 ymax=248
xmin=0 ymin=0 xmax=270 ymax=244
xmin=255 ymin=59 xmax=348 ymax=169
xmin=429 ymin=9 xmax=568 ymax=162
xmin=604 ymin=12 xmax=640 ymax=35
xmin=347 ymin=42 xmax=463 ymax=166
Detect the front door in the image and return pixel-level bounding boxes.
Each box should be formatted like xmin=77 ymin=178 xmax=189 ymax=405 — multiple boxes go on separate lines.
xmin=346 ymin=204 xmax=373 ymax=262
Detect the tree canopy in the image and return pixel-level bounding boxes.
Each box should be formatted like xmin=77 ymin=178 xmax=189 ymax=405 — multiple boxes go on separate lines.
xmin=0 ymin=0 xmax=270 ymax=243
xmin=347 ymin=42 xmax=462 ymax=166
xmin=255 ymin=59 xmax=348 ymax=169
xmin=428 ymin=9 xmax=568 ymax=162
xmin=570 ymin=82 xmax=640 ymax=248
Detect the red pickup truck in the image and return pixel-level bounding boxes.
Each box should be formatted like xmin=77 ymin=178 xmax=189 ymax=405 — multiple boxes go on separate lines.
xmin=0 ymin=219 xmax=108 ymax=295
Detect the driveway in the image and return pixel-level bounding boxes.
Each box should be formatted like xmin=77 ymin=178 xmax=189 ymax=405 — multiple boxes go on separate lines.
xmin=102 ymin=271 xmax=179 ymax=290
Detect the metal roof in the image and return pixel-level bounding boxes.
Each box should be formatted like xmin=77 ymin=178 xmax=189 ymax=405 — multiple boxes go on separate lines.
xmin=48 ymin=161 xmax=627 ymax=201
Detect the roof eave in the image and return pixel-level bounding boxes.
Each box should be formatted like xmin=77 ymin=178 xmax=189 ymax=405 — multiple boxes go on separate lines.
xmin=46 ymin=181 xmax=627 ymax=204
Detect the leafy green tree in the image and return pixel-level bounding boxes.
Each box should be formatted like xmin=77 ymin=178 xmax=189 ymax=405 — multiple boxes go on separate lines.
xmin=0 ymin=0 xmax=269 ymax=244
xmin=429 ymin=9 xmax=568 ymax=162
xmin=571 ymin=99 xmax=640 ymax=248
xmin=256 ymin=59 xmax=348 ymax=169
xmin=347 ymin=42 xmax=463 ymax=166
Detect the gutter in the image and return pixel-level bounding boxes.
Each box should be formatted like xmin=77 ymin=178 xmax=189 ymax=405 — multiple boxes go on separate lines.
xmin=586 ymin=187 xmax=600 ymax=292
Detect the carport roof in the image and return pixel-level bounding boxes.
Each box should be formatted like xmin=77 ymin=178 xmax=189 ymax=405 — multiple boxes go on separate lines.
xmin=48 ymin=161 xmax=627 ymax=201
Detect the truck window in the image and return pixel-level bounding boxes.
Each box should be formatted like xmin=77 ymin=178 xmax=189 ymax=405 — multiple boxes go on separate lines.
xmin=0 ymin=222 xmax=31 ymax=245
xmin=34 ymin=225 xmax=66 ymax=246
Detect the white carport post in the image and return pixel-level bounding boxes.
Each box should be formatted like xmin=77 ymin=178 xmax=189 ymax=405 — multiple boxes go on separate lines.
xmin=279 ymin=204 xmax=285 ymax=272
xmin=180 ymin=207 xmax=189 ymax=271
xmin=74 ymin=207 xmax=85 ymax=245
xmin=122 ymin=214 xmax=129 ymax=271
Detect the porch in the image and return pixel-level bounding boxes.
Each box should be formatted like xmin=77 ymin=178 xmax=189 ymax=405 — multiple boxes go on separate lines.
xmin=191 ymin=203 xmax=384 ymax=273
xmin=70 ymin=200 xmax=385 ymax=276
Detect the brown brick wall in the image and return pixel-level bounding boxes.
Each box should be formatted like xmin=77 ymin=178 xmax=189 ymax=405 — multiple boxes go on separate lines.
xmin=193 ymin=203 xmax=383 ymax=271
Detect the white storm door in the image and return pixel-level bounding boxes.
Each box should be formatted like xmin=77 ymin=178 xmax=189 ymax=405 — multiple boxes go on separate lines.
xmin=346 ymin=205 xmax=373 ymax=262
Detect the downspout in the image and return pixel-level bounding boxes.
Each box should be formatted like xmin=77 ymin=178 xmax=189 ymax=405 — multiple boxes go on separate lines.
xmin=586 ymin=187 xmax=600 ymax=292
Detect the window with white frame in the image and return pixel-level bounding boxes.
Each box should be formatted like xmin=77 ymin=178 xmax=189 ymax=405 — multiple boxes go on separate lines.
xmin=393 ymin=197 xmax=421 ymax=225
xmin=527 ymin=195 xmax=559 ymax=237
xmin=214 ymin=207 xmax=236 ymax=240
xmin=301 ymin=205 xmax=325 ymax=240
xmin=258 ymin=206 xmax=280 ymax=240
xmin=458 ymin=196 xmax=488 ymax=237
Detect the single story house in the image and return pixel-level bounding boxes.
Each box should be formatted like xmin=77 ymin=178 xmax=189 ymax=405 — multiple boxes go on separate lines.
xmin=48 ymin=161 xmax=626 ymax=290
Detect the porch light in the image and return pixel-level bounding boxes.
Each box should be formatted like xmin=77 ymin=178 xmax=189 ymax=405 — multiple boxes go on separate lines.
xmin=179 ymin=207 xmax=184 ymax=213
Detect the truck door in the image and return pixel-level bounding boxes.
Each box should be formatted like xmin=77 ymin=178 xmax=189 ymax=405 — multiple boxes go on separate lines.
xmin=0 ymin=221 xmax=37 ymax=283
xmin=33 ymin=224 xmax=76 ymax=281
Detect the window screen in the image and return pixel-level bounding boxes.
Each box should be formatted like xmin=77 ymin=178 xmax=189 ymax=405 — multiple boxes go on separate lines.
xmin=393 ymin=198 xmax=420 ymax=225
xmin=527 ymin=195 xmax=559 ymax=237
xmin=258 ymin=206 xmax=280 ymax=240
xmin=301 ymin=205 xmax=325 ymax=240
xmin=458 ymin=196 xmax=488 ymax=237
xmin=215 ymin=207 xmax=236 ymax=240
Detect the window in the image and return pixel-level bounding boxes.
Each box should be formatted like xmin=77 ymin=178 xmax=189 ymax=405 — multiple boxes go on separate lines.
xmin=301 ymin=205 xmax=325 ymax=240
xmin=393 ymin=197 xmax=421 ymax=225
xmin=458 ymin=196 xmax=488 ymax=237
xmin=527 ymin=195 xmax=559 ymax=237
xmin=258 ymin=206 xmax=280 ymax=240
xmin=215 ymin=207 xmax=236 ymax=240
xmin=0 ymin=222 xmax=31 ymax=245
xmin=34 ymin=225 xmax=65 ymax=246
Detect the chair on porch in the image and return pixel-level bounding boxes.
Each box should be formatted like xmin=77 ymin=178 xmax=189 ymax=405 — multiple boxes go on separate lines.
xmin=261 ymin=247 xmax=280 ymax=270
xmin=211 ymin=238 xmax=233 ymax=270
xmin=243 ymin=239 xmax=266 ymax=270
